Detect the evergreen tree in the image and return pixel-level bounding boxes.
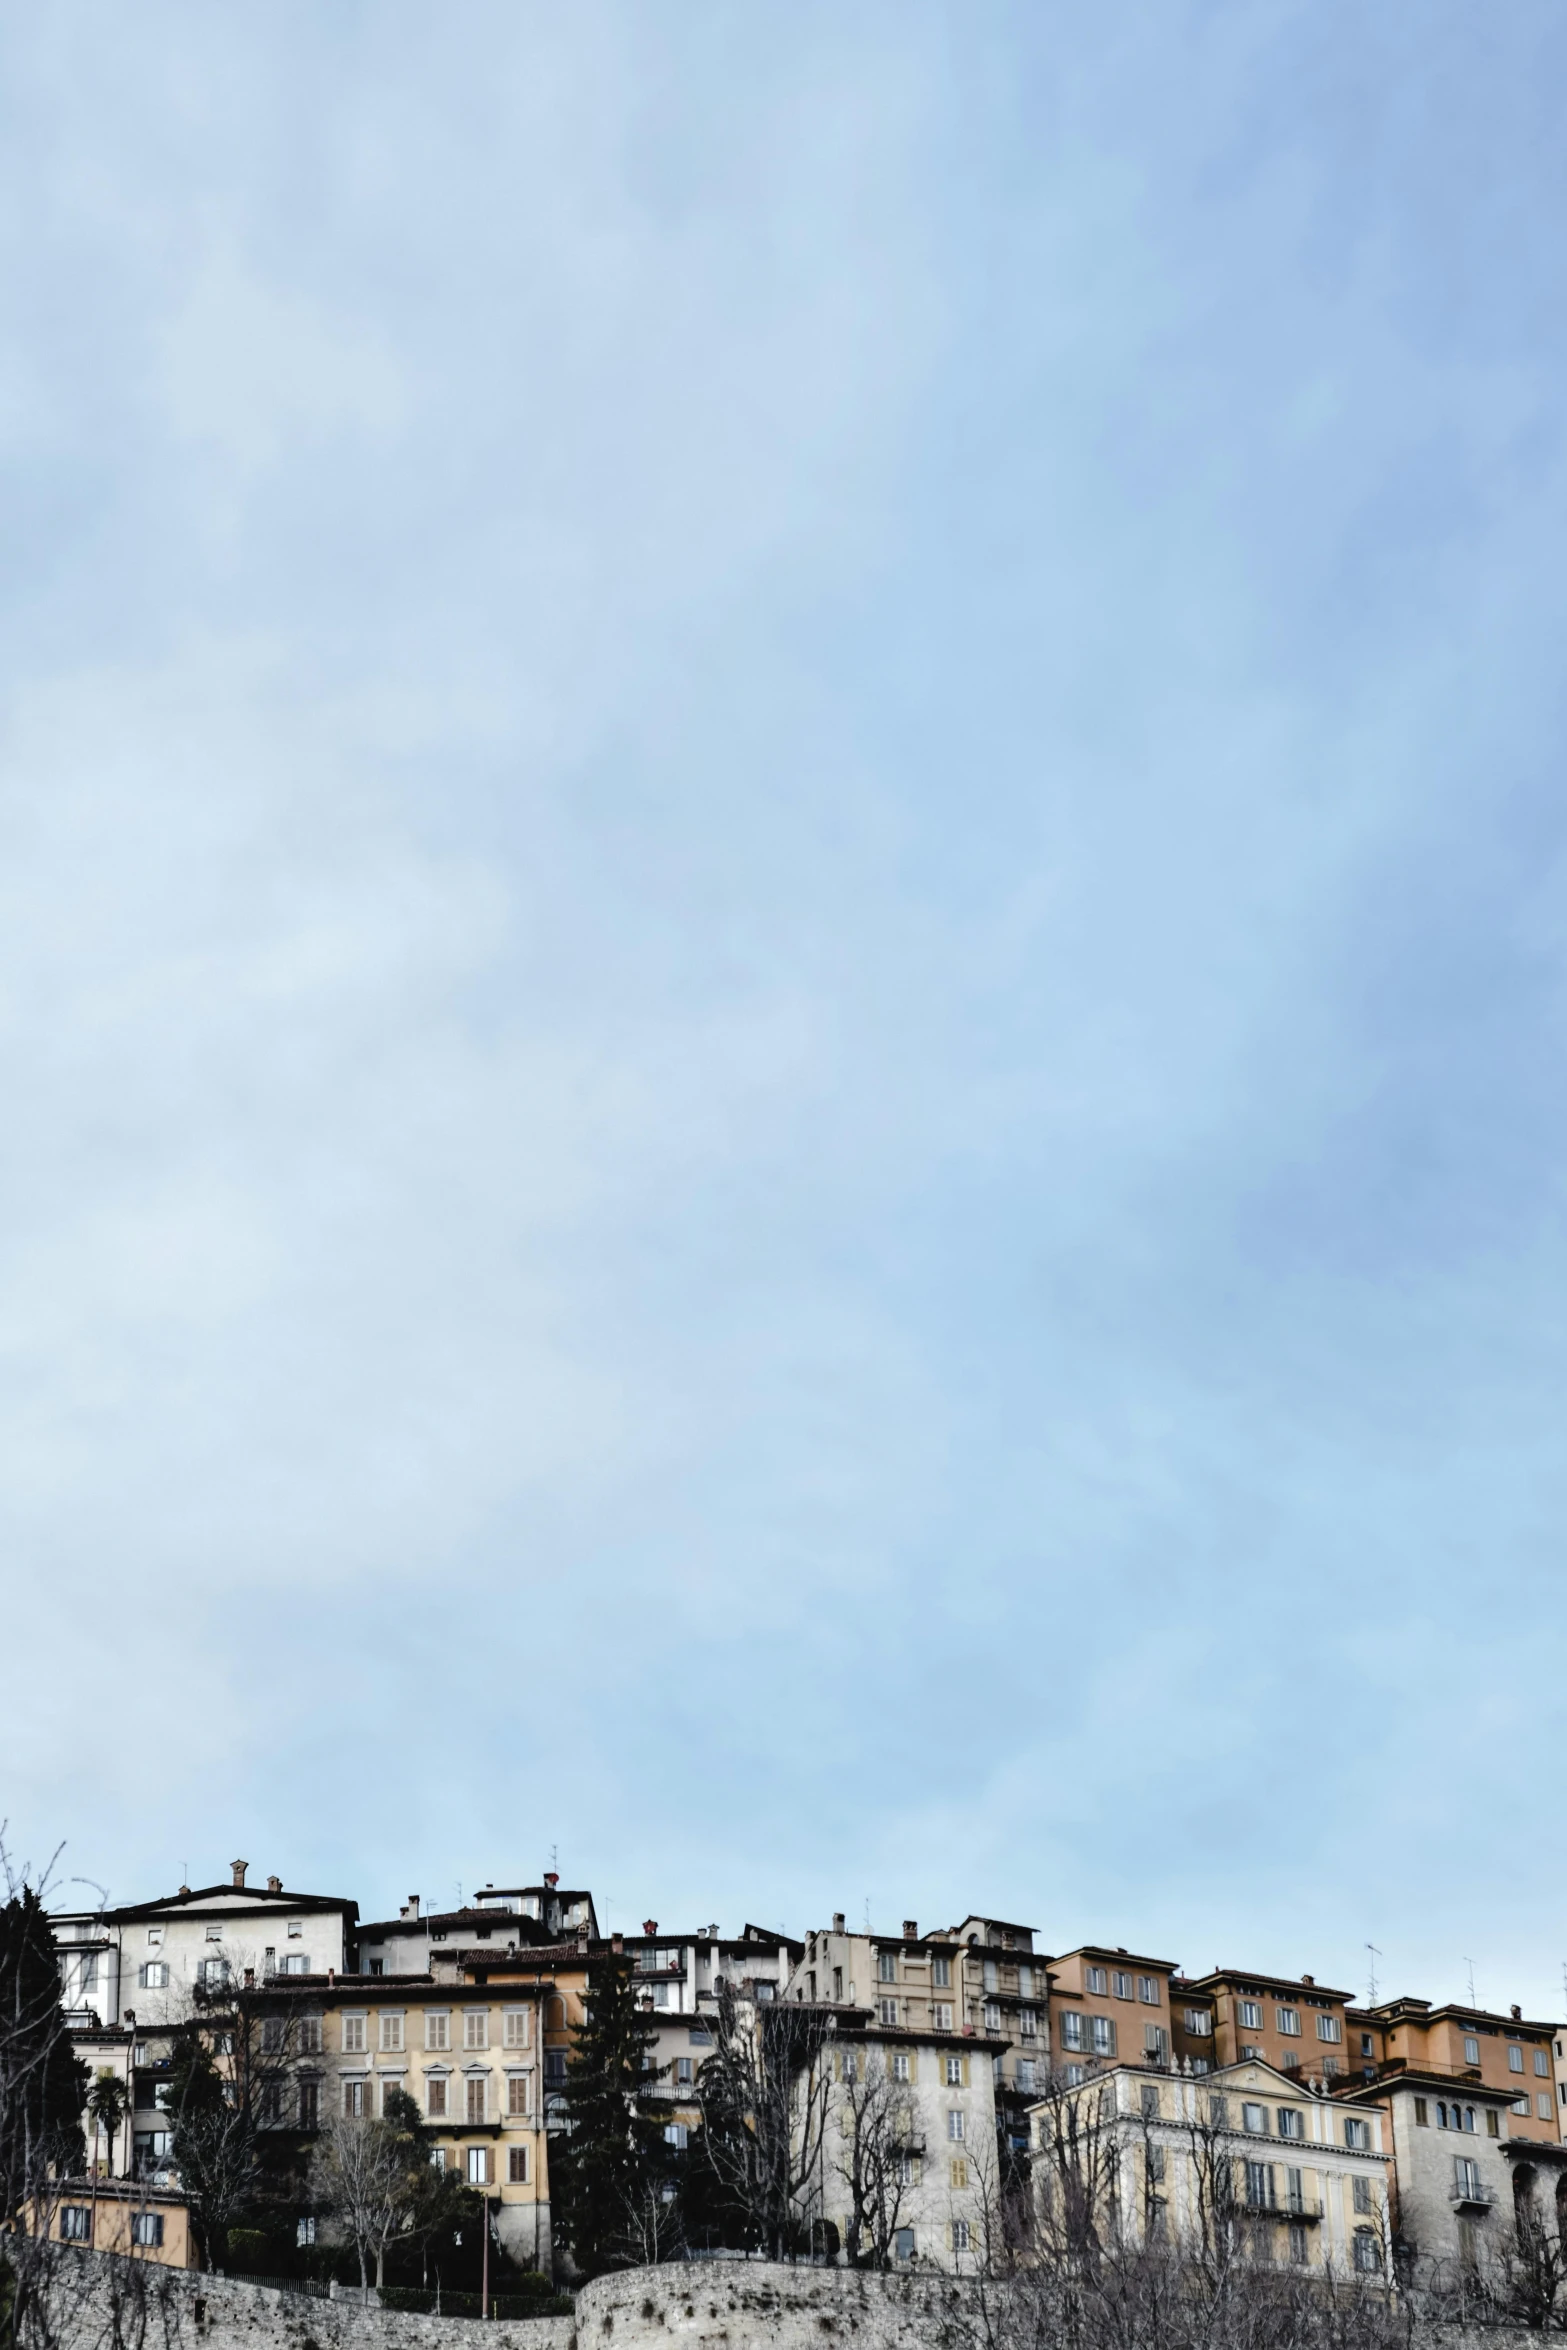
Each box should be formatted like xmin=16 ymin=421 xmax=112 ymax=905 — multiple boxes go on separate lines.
xmin=551 ymin=1953 xmax=673 ymax=2277
xmin=0 ymin=1884 xmax=88 ymax=2217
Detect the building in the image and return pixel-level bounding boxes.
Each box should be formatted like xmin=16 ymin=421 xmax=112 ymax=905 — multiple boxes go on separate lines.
xmin=1181 ymin=1969 xmax=1354 ymax=2085
xmin=42 ymin=2182 xmax=196 ymax=2267
xmin=1336 ymin=2067 xmax=1522 ymax=2281
xmin=624 ymin=1921 xmax=802 ymax=2146
xmin=1348 ymin=1998 xmax=1562 ymax=2146
xmin=1045 ymin=1946 xmax=1180 ymax=2083
xmin=1031 ymin=2057 xmax=1392 ymax=2278
xmin=355 ymin=1878 xmax=598 ymax=1976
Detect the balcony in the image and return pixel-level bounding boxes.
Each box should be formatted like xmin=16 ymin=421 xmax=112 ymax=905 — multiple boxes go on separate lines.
xmin=1240 ymin=2198 xmax=1322 ymax=2222
xmin=1451 ymin=2181 xmax=1498 ymax=2210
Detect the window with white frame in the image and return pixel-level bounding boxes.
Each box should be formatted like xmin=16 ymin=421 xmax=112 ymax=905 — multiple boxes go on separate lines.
xmin=1184 ymin=2009 xmax=1212 ymax=2036
xmin=952 ymin=2220 xmax=970 ymax=2253
xmin=1463 ymin=2035 xmax=1481 ymax=2064
xmin=504 ymin=2010 xmax=528 ymax=2048
xmin=1536 ymin=2049 xmax=1551 ymax=2077
xmin=1276 ymin=2008 xmax=1301 ymax=2037
xmin=1242 ymin=2103 xmax=1268 ymax=2133
xmin=948 ymin=2110 xmax=965 ymax=2141
xmin=1316 ymin=2015 xmax=1342 ymax=2043
xmin=426 ymin=2077 xmax=447 ymax=2118
xmin=1060 ymin=2011 xmax=1085 ymax=2051
xmin=1020 ymin=2007 xmax=1038 ymax=2039
xmin=342 ymin=2015 xmax=367 ymax=2053
xmin=509 ymin=2146 xmax=529 ymax=2183
xmin=147 ymin=1927 xmax=164 ymax=1948
xmin=1277 ymin=2108 xmax=1303 ymax=2139
xmin=287 ymin=1920 xmax=303 ymax=1938
xmin=60 ymin=2207 xmax=92 ymax=2243
xmin=205 ymin=1924 xmax=222 ymax=1943
xmin=1018 ymin=2058 xmax=1036 ymax=2089
xmin=1138 ymin=1977 xmax=1160 ymax=2006
xmin=932 ymin=1956 xmax=951 ymax=1988
xmin=1112 ymin=1971 xmax=1133 ymax=2000
xmin=878 ymin=1951 xmax=897 ymax=1983
xmin=879 ymin=1999 xmax=898 ymax=2027
xmin=984 ymin=2002 xmax=1001 ymax=2032
xmin=1086 ymin=1966 xmax=1108 ymax=1995
xmin=466 ymin=2145 xmax=490 ymax=2184
xmin=1343 ymin=2118 xmax=1369 ymax=2149
xmin=932 ymin=2002 xmax=953 ymax=2032
xmin=380 ymin=2014 xmax=404 ymax=2052
xmin=466 ymin=2077 xmax=487 ymax=2123
xmin=1509 ymin=2046 xmax=1525 ymax=2073
xmin=1238 ymin=2000 xmax=1262 ymax=2030
xmin=1091 ymin=2016 xmax=1116 ymax=2058
xmin=946 ymin=2055 xmax=963 ymax=2086
xmin=508 ymin=2075 xmax=528 ymax=2116
xmin=426 ymin=2012 xmax=450 ymax=2049
xmin=892 ymin=2052 xmax=910 ymax=2083
xmin=139 ymin=1963 xmax=169 ymax=1989
xmin=464 ymin=2011 xmax=488 ymax=2050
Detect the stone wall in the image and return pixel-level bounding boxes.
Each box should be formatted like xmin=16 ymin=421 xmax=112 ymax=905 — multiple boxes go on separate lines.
xmin=575 ymin=2260 xmax=976 ymax=2350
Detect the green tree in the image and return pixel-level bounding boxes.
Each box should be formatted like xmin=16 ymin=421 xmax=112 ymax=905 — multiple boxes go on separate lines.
xmin=0 ymin=1884 xmax=89 ymax=2219
xmin=552 ymin=1953 xmax=672 ymax=2277
xmin=166 ymin=2026 xmax=260 ymax=2268
xmin=85 ymin=2071 xmax=128 ymax=2178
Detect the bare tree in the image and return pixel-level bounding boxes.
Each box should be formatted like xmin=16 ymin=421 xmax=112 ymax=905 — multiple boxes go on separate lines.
xmin=305 ymin=2105 xmax=448 ymax=2291
xmin=835 ymin=2053 xmax=918 ymax=2269
xmin=695 ymin=1982 xmax=836 ymax=2259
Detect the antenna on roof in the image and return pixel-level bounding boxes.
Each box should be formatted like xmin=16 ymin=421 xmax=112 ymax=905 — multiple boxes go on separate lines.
xmin=1465 ymin=1957 xmax=1477 ymax=2008
xmin=550 ymin=1844 xmax=558 ymax=1874
xmin=1366 ymin=1943 xmax=1382 ymax=2004
xmin=864 ymin=1896 xmax=871 ymax=1934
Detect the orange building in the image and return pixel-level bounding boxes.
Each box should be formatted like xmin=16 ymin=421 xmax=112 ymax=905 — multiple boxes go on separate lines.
xmin=1184 ymin=1969 xmax=1354 ymax=2085
xmin=44 ymin=2182 xmax=195 ymax=2266
xmin=1047 ymin=1946 xmax=1180 ymax=2077
xmin=1347 ymin=1997 xmax=1561 ymax=2146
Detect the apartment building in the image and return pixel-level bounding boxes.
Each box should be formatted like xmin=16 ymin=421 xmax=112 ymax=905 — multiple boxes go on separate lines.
xmin=1183 ymin=1970 xmax=1354 ymax=2085
xmin=805 ymin=2003 xmax=1009 ymax=2270
xmin=52 ymin=1862 xmax=357 ymax=2032
xmin=1348 ymin=1998 xmax=1562 ymax=2146
xmin=1335 ymin=2067 xmax=1524 ymax=2280
xmin=355 ymin=1878 xmax=598 ymax=1976
xmin=1032 ymin=2058 xmax=1392 ymax=2278
xmin=624 ymin=1921 xmax=801 ymax=2146
xmin=1047 ymin=1947 xmax=1179 ymax=2082
xmin=41 ymin=2182 xmax=195 ymax=2268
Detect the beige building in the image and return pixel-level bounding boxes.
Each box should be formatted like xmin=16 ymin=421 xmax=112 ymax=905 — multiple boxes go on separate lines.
xmin=1032 ymin=2057 xmax=1392 ymax=2278
xmin=1336 ymin=2066 xmax=1551 ymax=2282
xmin=356 ymin=1878 xmax=598 ymax=1976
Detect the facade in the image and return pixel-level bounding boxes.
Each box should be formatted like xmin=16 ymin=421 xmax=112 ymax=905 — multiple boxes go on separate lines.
xmin=1337 ymin=2068 xmax=1521 ymax=2280
xmin=1046 ymin=1946 xmax=1180 ymax=2084
xmin=1348 ymin=1999 xmax=1562 ymax=2146
xmin=626 ymin=1921 xmax=802 ymax=2145
xmin=1182 ymin=1970 xmax=1354 ymax=2085
xmin=44 ymin=2182 xmax=196 ymax=2267
xmin=1032 ymin=2058 xmax=1392 ymax=2279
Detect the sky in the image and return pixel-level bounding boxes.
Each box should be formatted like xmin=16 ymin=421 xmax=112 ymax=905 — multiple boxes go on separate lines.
xmin=3 ymin=0 xmax=1566 ymax=2021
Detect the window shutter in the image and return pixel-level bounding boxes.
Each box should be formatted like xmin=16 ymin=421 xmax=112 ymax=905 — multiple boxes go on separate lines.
xmin=907 ymin=2051 xmax=918 ymax=2086
xmin=962 ymin=2055 xmax=970 ymax=2088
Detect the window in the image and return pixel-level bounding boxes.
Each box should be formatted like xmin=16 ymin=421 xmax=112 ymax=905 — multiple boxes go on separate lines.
xmin=1061 ymin=2012 xmax=1085 ymax=2052
xmin=892 ymin=2052 xmax=910 ymax=2083
xmin=1238 ymin=2001 xmax=1262 ymax=2030
xmin=1243 ymin=2104 xmax=1268 ymax=2134
xmin=544 ymin=2050 xmax=566 ymax=2085
xmin=1344 ymin=2118 xmax=1370 ymax=2149
xmin=1147 ymin=2143 xmax=1166 ymax=2183
xmin=1018 ymin=2059 xmax=1036 ymax=2090
xmin=197 ymin=1959 xmax=229 ymax=1989
xmin=504 ymin=2011 xmax=528 ymax=2049
xmin=841 ymin=2053 xmax=859 ymax=2086
xmin=259 ymin=2079 xmax=283 ymax=2124
xmin=897 ymin=2153 xmax=917 ymax=2186
xmin=1487 ymin=2112 xmax=1500 ymax=2138
xmin=895 ymin=2228 xmax=916 ymax=2266
xmin=426 ymin=2078 xmax=447 ymax=2118
xmin=426 ymin=2012 xmax=450 ymax=2050
xmin=1316 ymin=2015 xmax=1342 ymax=2043
xmin=932 ymin=2003 xmax=953 ymax=2032
xmin=296 ymin=2217 xmax=318 ymax=2248
xmin=984 ymin=1960 xmax=999 ymax=1993
xmin=464 ymin=2012 xmax=488 ymax=2050
xmin=509 ymin=2146 xmax=529 ymax=2183
xmin=1138 ymin=1976 xmax=1160 ymax=2006
xmin=946 ymin=2055 xmax=964 ymax=2087
xmin=60 ymin=2207 xmax=92 ymax=2243
xmin=1455 ymin=2157 xmax=1482 ymax=2200
xmin=342 ymin=2015 xmax=367 ymax=2053
xmin=1288 ymin=2222 xmax=1308 ymax=2266
xmin=1536 ymin=2049 xmax=1551 ymax=2078
xmin=380 ymin=2014 xmax=404 ymax=2052
xmin=466 ymin=2078 xmax=487 ymax=2123
xmin=879 ymin=1999 xmax=898 ymax=2027
xmin=1184 ymin=2009 xmax=1212 ymax=2037
xmin=147 ymin=1927 xmax=164 ymax=1948
xmin=1140 ymin=2085 xmax=1160 ymax=2118
xmin=1359 ymin=2033 xmax=1374 ymax=2057
xmin=952 ymin=2220 xmax=970 ymax=2254
xmin=948 ymin=2110 xmax=965 ymax=2142
xmin=689 ymin=2024 xmax=713 ymax=2047
xmin=1191 ymin=2058 xmax=1211 ymax=2075
xmin=1509 ymin=2046 xmax=1526 ymax=2073
xmin=878 ymin=1951 xmax=897 ymax=1983
xmin=1091 ymin=2016 xmax=1117 ymax=2058
xmin=288 ymin=1919 xmax=303 ymax=1938
xmin=205 ymin=1924 xmax=222 ymax=1943
xmin=298 ymin=2081 xmax=319 ymax=2129
xmin=1354 ymin=2229 xmax=1379 ymax=2275
xmin=984 ymin=2001 xmax=1001 ymax=2032
xmin=1020 ymin=2007 xmax=1038 ymax=2039
xmin=1019 ymin=1966 xmax=1034 ymax=1998
xmin=1064 ymin=2063 xmax=1085 ymax=2086
xmin=1144 ymin=2025 xmax=1169 ymax=2061
xmin=1463 ymin=2036 xmax=1480 ymax=2065
xmin=1414 ymin=2098 xmax=1429 ymax=2127
xmin=1112 ymin=1971 xmax=1133 ymax=2000
xmin=1244 ymin=2161 xmax=1272 ymax=2209
xmin=299 ymin=2017 xmax=323 ymax=2054
xmin=1276 ymin=2008 xmax=1301 ymax=2037
xmin=933 ymin=1956 xmax=951 ymax=1988
xmin=466 ymin=2146 xmax=491 ymax=2185
xmin=951 ymin=2158 xmax=968 ymax=2189
xmin=664 ymin=2123 xmax=689 ymax=2149
xmin=1277 ymin=2108 xmax=1303 ymax=2140
xmin=507 ymin=2075 xmax=528 ymax=2116
xmin=1086 ymin=1966 xmax=1108 ymax=1995
xmin=343 ymin=2080 xmax=367 ymax=2117
xmin=676 ymin=2057 xmax=694 ymax=2086
xmin=1540 ymin=2094 xmax=1554 ymax=2121
xmin=138 ymin=1963 xmax=169 ymax=1989
xmin=261 ymin=2016 xmax=284 ymax=2054
xmin=1513 ymin=2095 xmax=1530 ymax=2116
xmin=1353 ymin=2176 xmax=1373 ymax=2215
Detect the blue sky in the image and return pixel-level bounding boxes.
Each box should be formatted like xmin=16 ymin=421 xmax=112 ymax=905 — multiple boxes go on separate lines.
xmin=4 ymin=1 xmax=1566 ymax=2020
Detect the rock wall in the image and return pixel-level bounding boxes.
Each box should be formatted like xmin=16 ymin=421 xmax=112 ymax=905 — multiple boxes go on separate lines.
xmin=575 ymin=2261 xmax=974 ymax=2350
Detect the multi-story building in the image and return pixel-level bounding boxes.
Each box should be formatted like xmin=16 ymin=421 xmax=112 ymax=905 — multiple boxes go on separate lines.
xmin=52 ymin=1862 xmax=357 ymax=2033
xmin=355 ymin=1878 xmax=598 ymax=1976
xmin=1347 ymin=1998 xmax=1562 ymax=2146
xmin=1335 ymin=2066 xmax=1524 ymax=2280
xmin=1031 ymin=2058 xmax=1392 ymax=2278
xmin=1182 ymin=1969 xmax=1354 ymax=2086
xmin=623 ymin=1921 xmax=801 ymax=2145
xmin=1045 ymin=1946 xmax=1179 ymax=2084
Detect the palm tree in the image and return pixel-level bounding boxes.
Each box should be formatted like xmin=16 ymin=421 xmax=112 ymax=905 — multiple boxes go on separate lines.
xmin=87 ymin=2070 xmax=129 ymax=2179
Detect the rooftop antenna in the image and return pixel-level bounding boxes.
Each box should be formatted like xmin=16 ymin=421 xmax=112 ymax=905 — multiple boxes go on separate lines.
xmin=864 ymin=1895 xmax=871 ymax=1934
xmin=1366 ymin=1943 xmax=1382 ymax=2004
xmin=550 ymin=1844 xmax=558 ymax=1874
xmin=1465 ymin=1957 xmax=1477 ymax=2009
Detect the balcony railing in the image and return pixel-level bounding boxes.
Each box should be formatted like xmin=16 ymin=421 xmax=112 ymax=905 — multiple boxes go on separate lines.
xmin=1450 ymin=2181 xmax=1499 ymax=2209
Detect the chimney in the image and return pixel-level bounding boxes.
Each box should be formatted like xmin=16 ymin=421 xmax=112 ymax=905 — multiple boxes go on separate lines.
xmin=903 ymin=1920 xmax=918 ymax=1940
xmin=231 ymin=1860 xmax=248 ymax=1889
xmin=544 ymin=1871 xmax=559 ymax=1888
xmin=643 ymin=1920 xmax=658 ymax=1936
xmin=243 ymin=1968 xmax=255 ymax=1988
xmin=409 ymin=1894 xmax=420 ymax=1919
xmin=1301 ymin=1974 xmax=1314 ymax=1986
xmin=266 ymin=1875 xmax=281 ymax=1895
xmin=832 ymin=1913 xmax=845 ymax=1935
xmin=123 ymin=2010 xmax=136 ymax=2028
xmin=1512 ymin=2005 xmax=1523 ymax=2021
xmin=612 ymin=1933 xmax=624 ymax=1954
